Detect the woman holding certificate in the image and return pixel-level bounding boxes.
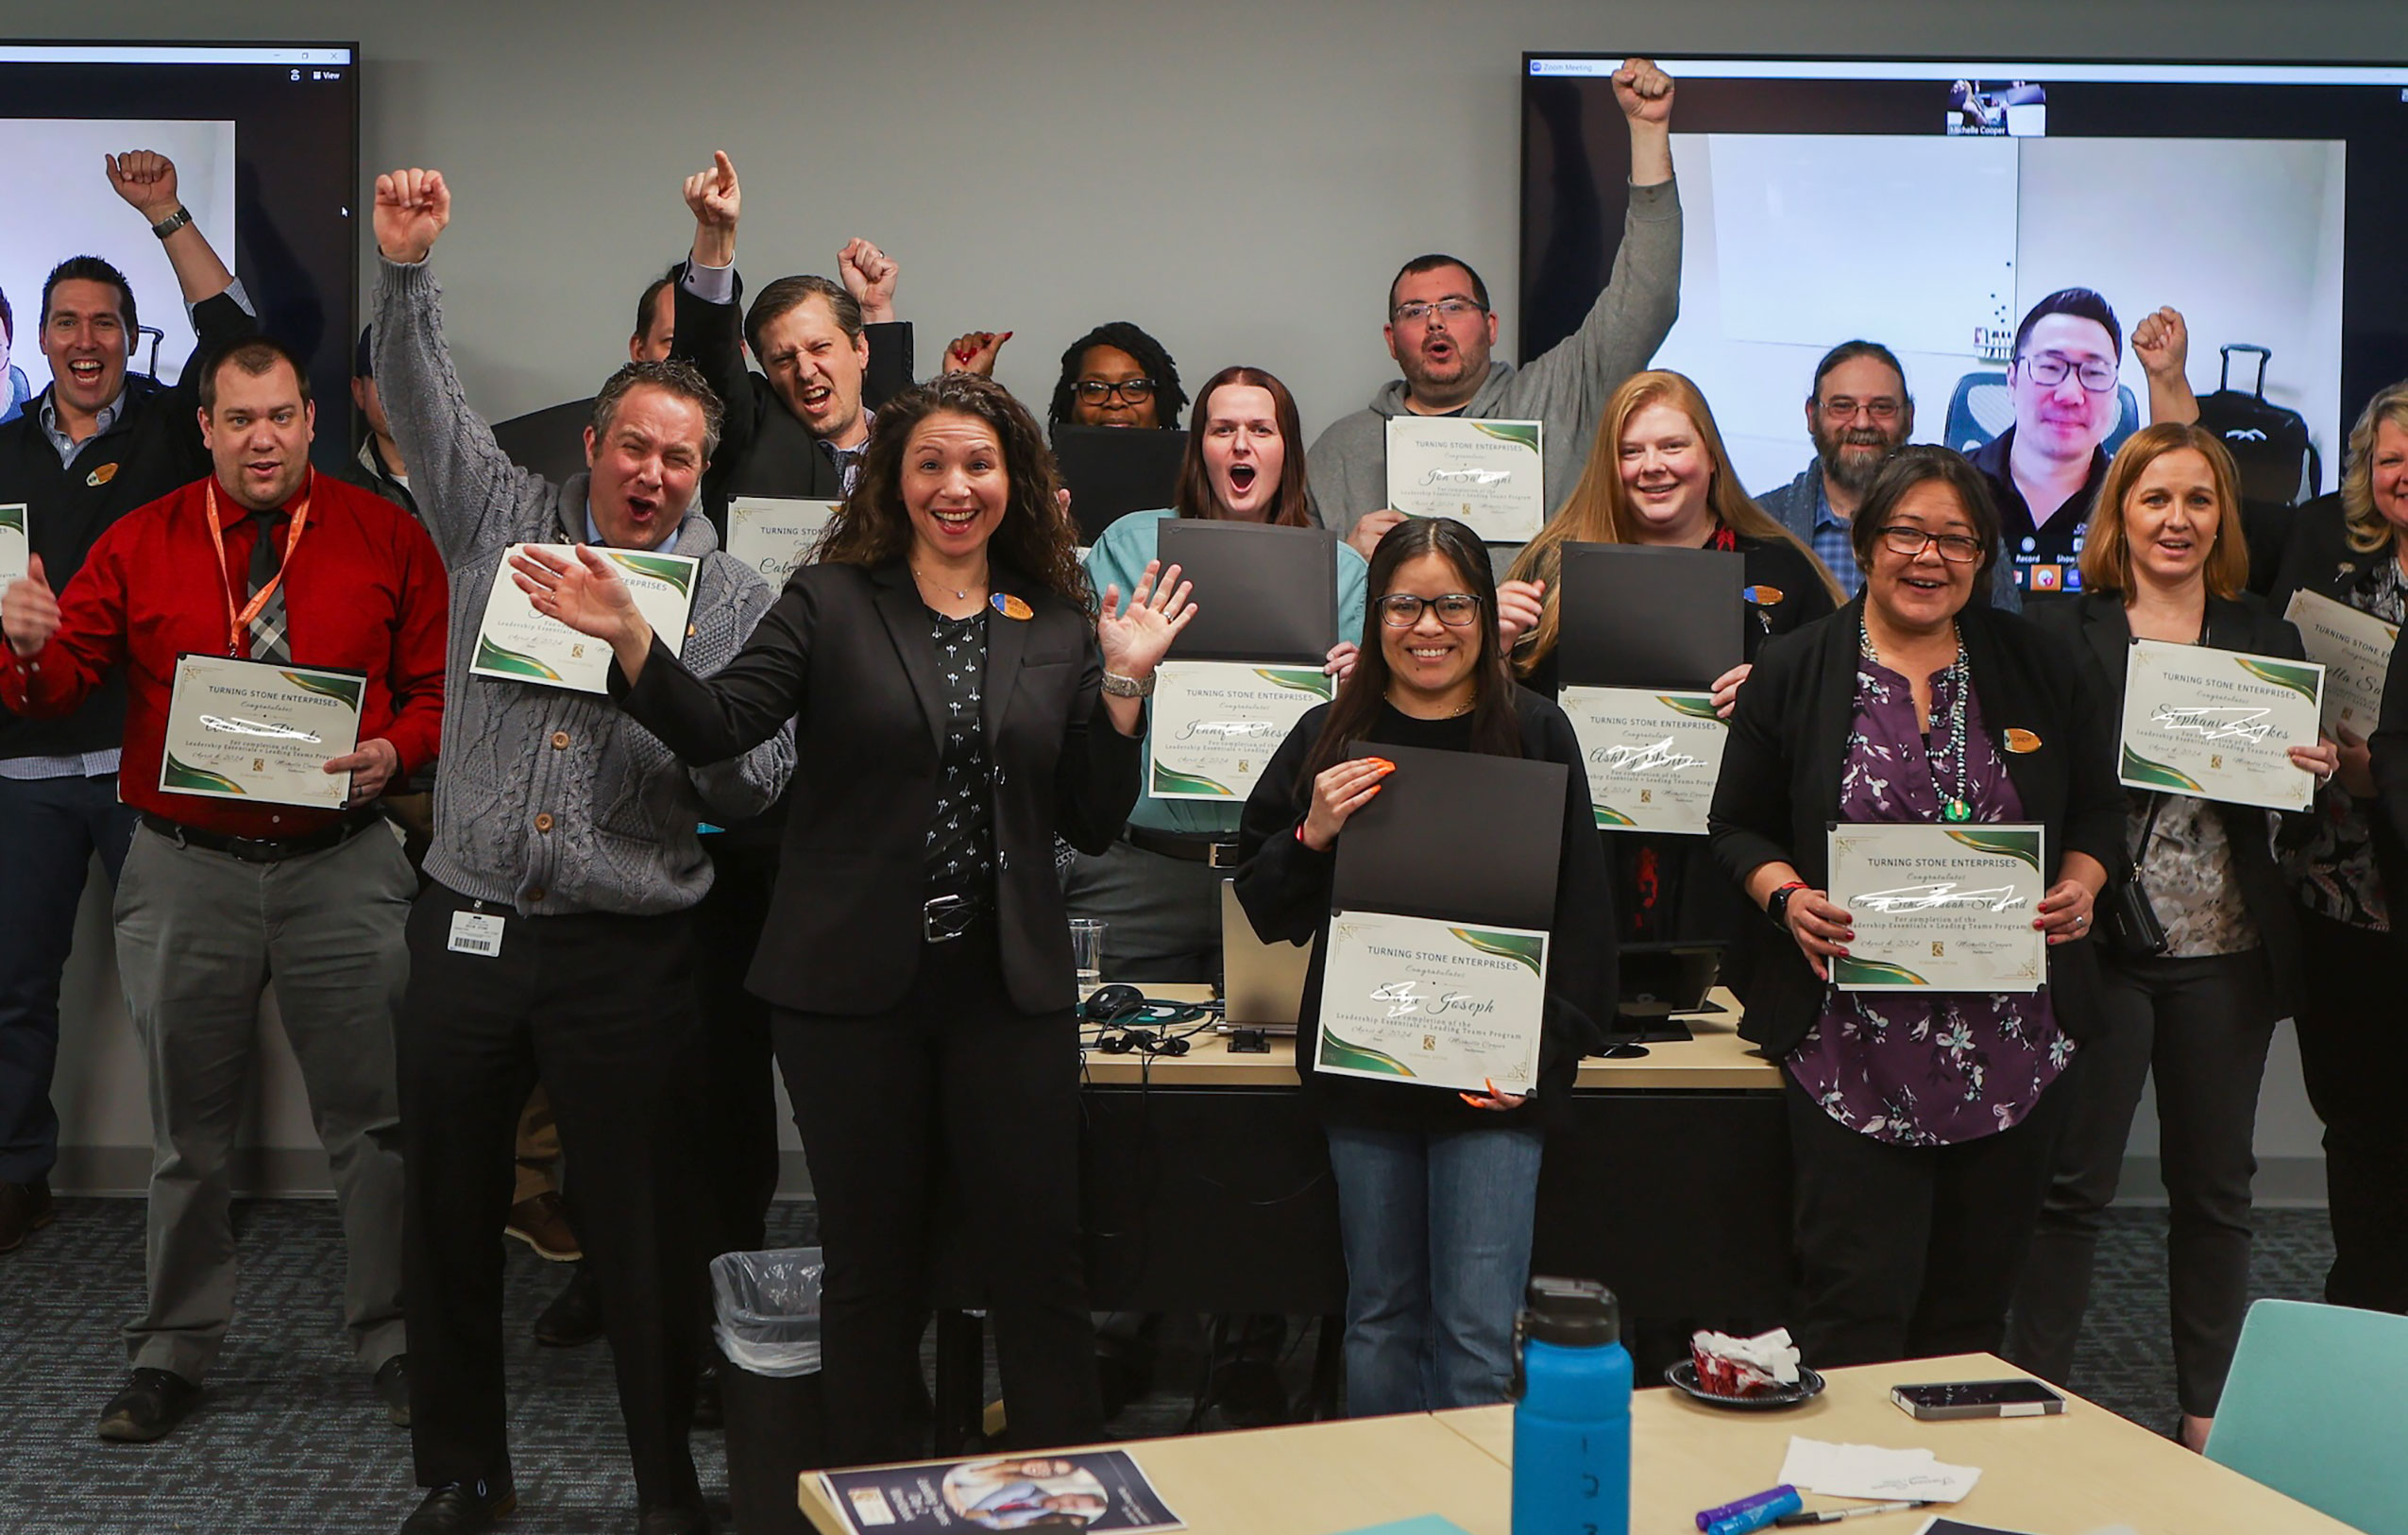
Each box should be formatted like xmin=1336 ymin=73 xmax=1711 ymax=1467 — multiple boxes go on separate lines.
xmin=2274 ymin=383 xmax=2408 ymax=1319
xmin=507 ymin=373 xmax=1191 ymax=1463
xmin=1504 ymin=370 xmax=1840 ymax=944
xmin=1708 ymin=445 xmax=2122 ymax=1369
xmin=1234 ymin=517 xmax=1610 ymax=1416
xmin=1071 ymin=366 xmax=1368 ymax=979
xmin=2009 ymin=424 xmax=2334 ymax=1449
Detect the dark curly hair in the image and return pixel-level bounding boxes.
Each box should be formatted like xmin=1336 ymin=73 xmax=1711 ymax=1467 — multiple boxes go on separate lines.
xmin=1045 ymin=321 xmax=1185 ymax=432
xmin=819 ymin=374 xmax=1091 ymax=610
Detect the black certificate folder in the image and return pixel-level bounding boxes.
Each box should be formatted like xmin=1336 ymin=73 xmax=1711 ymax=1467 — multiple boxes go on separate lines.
xmin=1158 ymin=519 xmax=1341 ymax=661
xmin=1557 ymin=542 xmax=1743 ymax=691
xmin=1056 ymin=425 xmax=1190 ymax=545
xmin=1332 ymin=742 xmax=1567 ymax=930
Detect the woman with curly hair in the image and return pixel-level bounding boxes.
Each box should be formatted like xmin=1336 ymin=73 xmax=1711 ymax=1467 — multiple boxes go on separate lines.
xmin=509 ymin=373 xmax=1195 ymax=1462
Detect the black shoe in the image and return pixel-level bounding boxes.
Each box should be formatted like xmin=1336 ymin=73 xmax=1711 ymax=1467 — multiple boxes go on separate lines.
xmin=399 ymin=1478 xmax=517 ymax=1532
xmin=691 ymin=1362 xmax=722 ymax=1430
xmin=534 ymin=1263 xmax=604 ymax=1348
xmin=636 ymin=1505 xmax=711 ymax=1535
xmin=376 ymin=1354 xmax=412 ymax=1426
xmin=0 ymin=1178 xmax=55 ymax=1254
xmin=96 ymin=1368 xmax=203 ymax=1442
xmin=1209 ymin=1356 xmax=1291 ymax=1429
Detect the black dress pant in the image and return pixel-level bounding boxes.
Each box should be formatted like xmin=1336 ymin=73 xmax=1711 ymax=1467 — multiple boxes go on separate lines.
xmin=695 ymin=833 xmax=783 ymax=1256
xmin=2007 ymin=948 xmax=2274 ymax=1416
xmin=774 ymin=918 xmax=1099 ymax=1466
xmin=2294 ymin=910 xmax=2408 ymax=1314
xmin=399 ymin=884 xmax=705 ymax=1509
xmin=1786 ymin=1066 xmax=2071 ymax=1368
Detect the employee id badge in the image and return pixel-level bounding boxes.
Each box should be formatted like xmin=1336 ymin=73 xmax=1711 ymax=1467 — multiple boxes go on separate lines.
xmin=448 ymin=910 xmax=504 ymax=958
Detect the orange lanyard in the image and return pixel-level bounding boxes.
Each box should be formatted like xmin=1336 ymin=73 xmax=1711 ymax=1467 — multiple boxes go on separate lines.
xmin=203 ymin=475 xmax=311 ymax=657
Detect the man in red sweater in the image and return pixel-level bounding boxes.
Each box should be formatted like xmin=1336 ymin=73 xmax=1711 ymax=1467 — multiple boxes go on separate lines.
xmin=0 ymin=335 xmax=448 ymax=1444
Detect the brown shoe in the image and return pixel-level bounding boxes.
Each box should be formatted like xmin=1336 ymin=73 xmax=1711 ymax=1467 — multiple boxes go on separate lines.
xmin=503 ymin=1191 xmax=581 ymax=1262
xmin=0 ymin=1180 xmax=55 ymax=1254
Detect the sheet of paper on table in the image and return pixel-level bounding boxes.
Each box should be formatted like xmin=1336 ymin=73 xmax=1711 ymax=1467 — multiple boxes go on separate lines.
xmin=1780 ymin=1437 xmax=1981 ymax=1502
xmin=1330 ymin=1520 xmax=1474 ymax=1535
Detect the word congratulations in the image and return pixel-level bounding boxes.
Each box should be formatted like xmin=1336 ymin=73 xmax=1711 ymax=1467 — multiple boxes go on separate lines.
xmin=2149 ymin=702 xmax=2272 ymax=743
xmin=1854 ymin=881 xmax=2027 ymax=913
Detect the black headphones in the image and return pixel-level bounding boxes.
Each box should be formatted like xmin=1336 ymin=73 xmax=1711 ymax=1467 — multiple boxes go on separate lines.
xmin=1083 ymin=985 xmax=1196 ymax=1055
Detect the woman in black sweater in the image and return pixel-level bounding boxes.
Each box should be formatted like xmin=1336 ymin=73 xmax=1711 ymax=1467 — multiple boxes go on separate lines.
xmin=1235 ymin=517 xmax=1612 ymax=1416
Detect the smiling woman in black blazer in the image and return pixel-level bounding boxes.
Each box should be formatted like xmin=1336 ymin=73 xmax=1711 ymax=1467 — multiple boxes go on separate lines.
xmin=1708 ymin=445 xmax=2123 ymax=1370
xmin=512 ymin=373 xmax=1192 ymax=1464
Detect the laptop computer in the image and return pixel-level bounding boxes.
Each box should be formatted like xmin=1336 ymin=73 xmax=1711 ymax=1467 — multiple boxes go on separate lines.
xmin=1217 ymin=878 xmax=1312 ymax=1035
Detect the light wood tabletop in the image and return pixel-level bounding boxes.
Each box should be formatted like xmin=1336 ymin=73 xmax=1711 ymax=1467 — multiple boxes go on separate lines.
xmin=1078 ymin=986 xmax=1780 ymax=1090
xmin=1437 ymin=1351 xmax=2355 ymax=1535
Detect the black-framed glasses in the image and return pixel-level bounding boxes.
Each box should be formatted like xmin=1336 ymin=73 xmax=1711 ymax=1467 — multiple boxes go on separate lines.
xmin=2016 ymin=350 xmax=2117 ymax=393
xmin=1390 ymin=298 xmax=1485 ymax=326
xmin=1875 ymin=525 xmax=1986 ymax=564
xmin=1377 ymin=592 xmax=1484 ymax=627
xmin=1074 ymin=378 xmax=1156 ymax=403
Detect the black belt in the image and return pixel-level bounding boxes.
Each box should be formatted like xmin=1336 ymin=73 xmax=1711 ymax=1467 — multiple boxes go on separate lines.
xmin=1125 ymin=826 xmax=1242 ymax=869
xmin=141 ymin=809 xmax=382 ymax=864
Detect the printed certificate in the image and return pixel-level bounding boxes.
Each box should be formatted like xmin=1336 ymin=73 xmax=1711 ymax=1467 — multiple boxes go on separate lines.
xmin=1147 ymin=659 xmax=1333 ymax=800
xmin=0 ymin=503 xmax=25 ymax=587
xmin=469 ymin=544 xmax=697 ymax=694
xmin=2283 ymin=588 xmax=2398 ymax=738
xmin=1315 ymin=908 xmax=1550 ymax=1096
xmin=726 ymin=496 xmax=840 ymax=587
xmin=1826 ymin=823 xmax=2048 ymax=993
xmin=1556 ymin=685 xmax=1725 ymax=834
xmin=2118 ymin=638 xmax=2324 ymax=811
xmin=1384 ymin=417 xmax=1545 ymax=542
xmin=159 ymin=654 xmax=365 ymax=810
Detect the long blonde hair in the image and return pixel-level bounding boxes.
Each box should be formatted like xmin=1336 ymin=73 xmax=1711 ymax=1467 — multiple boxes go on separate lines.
xmin=1506 ymin=369 xmax=1840 ymax=672
xmin=2339 ymin=381 xmax=2408 ymax=556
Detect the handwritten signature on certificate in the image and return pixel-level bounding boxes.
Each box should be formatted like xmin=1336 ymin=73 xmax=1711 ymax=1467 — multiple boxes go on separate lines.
xmin=2150 ymin=702 xmax=2273 ymax=742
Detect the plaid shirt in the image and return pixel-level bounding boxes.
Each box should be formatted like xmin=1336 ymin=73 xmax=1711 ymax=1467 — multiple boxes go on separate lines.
xmin=1808 ymin=476 xmax=1863 ymax=596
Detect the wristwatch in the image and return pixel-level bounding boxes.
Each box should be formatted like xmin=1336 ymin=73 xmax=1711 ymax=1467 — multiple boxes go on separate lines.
xmin=1766 ymin=881 xmax=1808 ymax=929
xmin=1101 ymin=670 xmax=1155 ymax=699
xmin=150 ymin=206 xmax=193 ymax=240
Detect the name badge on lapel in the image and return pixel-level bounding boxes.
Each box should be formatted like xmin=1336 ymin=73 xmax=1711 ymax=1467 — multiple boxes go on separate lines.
xmin=1743 ymin=584 xmax=1785 ymax=607
xmin=2004 ymin=728 xmax=2043 ymax=754
xmin=992 ymin=592 xmax=1033 ymax=622
xmin=87 ymin=463 xmax=120 ymax=487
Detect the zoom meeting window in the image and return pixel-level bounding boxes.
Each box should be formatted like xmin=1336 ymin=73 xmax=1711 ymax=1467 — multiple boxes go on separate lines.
xmin=0 ymin=43 xmax=358 ymax=464
xmin=1523 ymin=58 xmax=2408 ymax=595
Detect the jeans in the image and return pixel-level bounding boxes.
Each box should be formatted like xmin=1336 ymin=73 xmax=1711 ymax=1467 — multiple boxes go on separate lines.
xmin=0 ymin=773 xmax=139 ymax=1183
xmin=1324 ymin=1121 xmax=1545 ymax=1417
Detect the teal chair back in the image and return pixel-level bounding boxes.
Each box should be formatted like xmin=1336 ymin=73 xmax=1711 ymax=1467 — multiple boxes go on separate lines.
xmin=2205 ymin=1297 xmax=2408 ymax=1533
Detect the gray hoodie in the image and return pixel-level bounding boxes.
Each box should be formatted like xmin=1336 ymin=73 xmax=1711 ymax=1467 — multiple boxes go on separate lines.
xmin=1306 ymin=179 xmax=1683 ymax=537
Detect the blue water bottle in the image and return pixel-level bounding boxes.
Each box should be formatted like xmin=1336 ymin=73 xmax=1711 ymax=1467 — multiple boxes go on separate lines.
xmin=1512 ymin=1274 xmax=1631 ymax=1535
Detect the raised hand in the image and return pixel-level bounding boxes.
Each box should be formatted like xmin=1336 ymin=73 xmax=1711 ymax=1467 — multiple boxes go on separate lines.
xmin=106 ymin=151 xmax=180 ymax=220
xmin=1096 ymin=559 xmax=1195 ymax=681
xmin=1301 ymin=757 xmax=1392 ymax=852
xmin=374 ymin=168 xmax=452 ymax=264
xmin=683 ymin=150 xmax=741 ymax=230
xmin=2131 ymin=306 xmax=2190 ymax=382
xmin=509 ymin=544 xmax=649 ymax=651
xmin=838 ymin=238 xmax=900 ymax=323
xmin=944 ymin=331 xmax=1011 ymax=377
xmin=2 ymin=555 xmax=60 ymax=658
xmin=1614 ymin=58 xmax=1675 ymax=126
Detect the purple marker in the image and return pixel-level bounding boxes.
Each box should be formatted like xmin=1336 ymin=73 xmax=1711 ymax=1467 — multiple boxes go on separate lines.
xmin=1697 ymin=1486 xmax=1801 ymax=1531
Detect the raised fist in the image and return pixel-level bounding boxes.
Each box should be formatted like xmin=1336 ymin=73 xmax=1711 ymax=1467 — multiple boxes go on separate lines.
xmin=2131 ymin=306 xmax=2190 ymax=382
xmin=374 ymin=168 xmax=452 ymax=264
xmin=1614 ymin=58 xmax=1675 ymax=127
xmin=106 ymin=151 xmax=180 ymax=221
xmin=838 ymin=238 xmax=900 ymax=323
xmin=683 ymin=150 xmax=741 ymax=230
xmin=944 ymin=331 xmax=1011 ymax=377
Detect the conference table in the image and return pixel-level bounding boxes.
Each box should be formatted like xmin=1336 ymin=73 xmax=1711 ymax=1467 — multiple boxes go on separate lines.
xmin=805 ymin=1354 xmax=2355 ymax=1535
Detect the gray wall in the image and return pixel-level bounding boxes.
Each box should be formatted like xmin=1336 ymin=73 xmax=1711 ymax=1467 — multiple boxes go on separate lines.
xmin=34 ymin=0 xmax=2404 ymax=1197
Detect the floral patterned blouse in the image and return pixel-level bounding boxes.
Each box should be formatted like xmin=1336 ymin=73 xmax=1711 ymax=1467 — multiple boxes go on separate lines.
xmin=2283 ymin=554 xmax=2406 ymax=932
xmin=1787 ymin=651 xmax=2073 ymax=1147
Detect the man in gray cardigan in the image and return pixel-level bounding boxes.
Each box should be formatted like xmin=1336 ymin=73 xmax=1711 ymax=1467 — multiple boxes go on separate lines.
xmin=1309 ymin=58 xmax=1682 ymax=555
xmin=369 ymin=167 xmax=793 ymax=1535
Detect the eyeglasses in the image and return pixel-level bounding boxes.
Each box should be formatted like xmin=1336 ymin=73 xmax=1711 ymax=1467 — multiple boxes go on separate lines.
xmin=1074 ymin=378 xmax=1156 ymax=403
xmin=1390 ymin=298 xmax=1485 ymax=326
xmin=1377 ymin=592 xmax=1484 ymax=627
xmin=1875 ymin=525 xmax=1986 ymax=563
xmin=1818 ymin=396 xmax=1904 ymax=422
xmin=2017 ymin=351 xmax=2117 ymax=393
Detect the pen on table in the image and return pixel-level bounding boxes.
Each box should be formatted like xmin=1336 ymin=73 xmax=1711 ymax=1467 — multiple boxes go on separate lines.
xmin=1773 ymin=1501 xmax=1933 ymax=1526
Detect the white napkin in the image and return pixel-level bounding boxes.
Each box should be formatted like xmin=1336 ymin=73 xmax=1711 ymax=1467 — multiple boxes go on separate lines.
xmin=1779 ymin=1437 xmax=1982 ymax=1502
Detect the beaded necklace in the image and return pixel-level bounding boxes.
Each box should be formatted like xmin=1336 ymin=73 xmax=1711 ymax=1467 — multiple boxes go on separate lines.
xmin=1861 ymin=615 xmax=1975 ymax=823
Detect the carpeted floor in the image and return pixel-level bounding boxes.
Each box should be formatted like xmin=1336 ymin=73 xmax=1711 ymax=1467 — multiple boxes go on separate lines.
xmin=0 ymin=1198 xmax=2339 ymax=1533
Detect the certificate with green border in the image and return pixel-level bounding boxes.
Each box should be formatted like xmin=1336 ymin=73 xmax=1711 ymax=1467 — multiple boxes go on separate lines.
xmin=469 ymin=544 xmax=697 ymax=694
xmin=2117 ymin=638 xmax=2324 ymax=811
xmin=1384 ymin=417 xmax=1545 ymax=541
xmin=1315 ymin=909 xmax=1550 ymax=1095
xmin=0 ymin=503 xmax=25 ymax=588
xmin=1826 ymin=822 xmax=2048 ymax=993
xmin=2283 ymin=588 xmax=2396 ymax=739
xmin=1146 ymin=659 xmax=1333 ymax=800
xmin=159 ymin=654 xmax=365 ymax=810
xmin=1556 ymin=685 xmax=1725 ymax=834
xmin=727 ymin=496 xmax=840 ymax=587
